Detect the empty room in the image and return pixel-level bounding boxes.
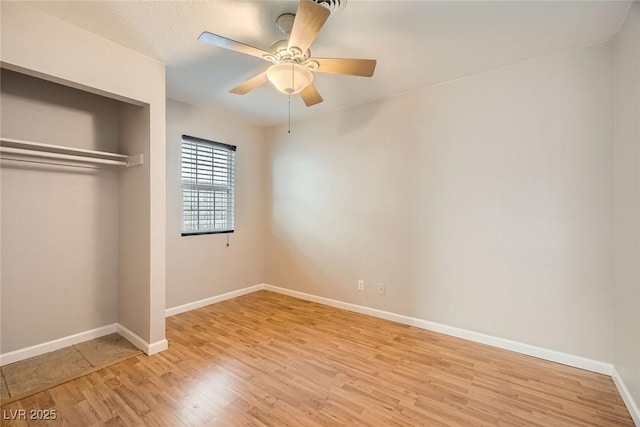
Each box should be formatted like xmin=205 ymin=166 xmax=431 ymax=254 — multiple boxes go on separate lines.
xmin=0 ymin=0 xmax=639 ymax=425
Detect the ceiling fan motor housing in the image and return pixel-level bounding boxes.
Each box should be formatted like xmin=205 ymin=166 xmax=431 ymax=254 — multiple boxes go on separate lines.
xmin=276 ymin=13 xmax=296 ymax=35
xmin=312 ymin=0 xmax=347 ymax=13
xmin=263 ymin=42 xmax=319 ymax=72
xmin=276 ymin=0 xmax=345 ymax=37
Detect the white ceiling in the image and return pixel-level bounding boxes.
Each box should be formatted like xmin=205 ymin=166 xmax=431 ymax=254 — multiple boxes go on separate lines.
xmin=24 ymin=1 xmax=631 ymax=126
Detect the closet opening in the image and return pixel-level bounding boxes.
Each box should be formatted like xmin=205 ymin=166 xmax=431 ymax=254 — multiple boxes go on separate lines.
xmin=1 ymin=68 xmax=156 ymax=366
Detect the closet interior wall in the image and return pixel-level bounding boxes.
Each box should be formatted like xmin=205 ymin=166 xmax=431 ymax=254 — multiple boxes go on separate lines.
xmin=0 ymin=69 xmax=148 ymax=354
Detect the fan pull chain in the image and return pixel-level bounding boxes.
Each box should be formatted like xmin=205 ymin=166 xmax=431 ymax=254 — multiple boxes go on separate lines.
xmin=288 ymin=61 xmax=295 ymax=134
xmin=288 ymin=94 xmax=291 ymax=134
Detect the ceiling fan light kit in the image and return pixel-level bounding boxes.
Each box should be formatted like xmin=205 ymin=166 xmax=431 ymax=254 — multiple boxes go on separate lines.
xmin=198 ymin=0 xmax=376 ymax=108
xmin=267 ymin=63 xmax=313 ymax=95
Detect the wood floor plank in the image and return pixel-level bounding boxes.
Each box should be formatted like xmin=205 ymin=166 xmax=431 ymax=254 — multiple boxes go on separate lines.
xmin=1 ymin=291 xmax=634 ymax=426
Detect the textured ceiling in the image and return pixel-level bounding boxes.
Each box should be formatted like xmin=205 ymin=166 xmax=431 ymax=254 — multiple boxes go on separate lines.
xmin=24 ymin=1 xmax=631 ymax=126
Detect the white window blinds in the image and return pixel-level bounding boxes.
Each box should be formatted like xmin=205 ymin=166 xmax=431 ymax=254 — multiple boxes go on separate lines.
xmin=181 ymin=135 xmax=236 ymax=235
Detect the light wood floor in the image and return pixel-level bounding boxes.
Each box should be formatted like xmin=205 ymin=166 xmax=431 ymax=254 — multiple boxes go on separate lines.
xmin=1 ymin=291 xmax=633 ymax=426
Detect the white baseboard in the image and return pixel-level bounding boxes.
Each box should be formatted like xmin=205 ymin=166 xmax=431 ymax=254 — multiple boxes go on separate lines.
xmin=262 ymin=284 xmax=612 ymax=376
xmin=148 ymin=339 xmax=169 ymax=355
xmin=612 ymin=367 xmax=640 ymax=426
xmin=1 ymin=284 xmax=634 ymax=421
xmin=165 ymin=284 xmax=265 ymax=317
xmin=116 ymin=323 xmax=167 ymax=355
xmin=165 ymin=283 xmax=612 ymax=376
xmin=0 ymin=323 xmax=169 ymax=366
xmin=0 ymin=323 xmax=117 ymax=366
xmin=165 ymin=283 xmax=636 ymax=419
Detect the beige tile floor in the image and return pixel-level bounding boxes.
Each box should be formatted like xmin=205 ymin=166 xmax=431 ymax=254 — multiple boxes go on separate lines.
xmin=0 ymin=334 xmax=141 ymax=405
xmin=1 ymin=373 xmax=10 ymax=401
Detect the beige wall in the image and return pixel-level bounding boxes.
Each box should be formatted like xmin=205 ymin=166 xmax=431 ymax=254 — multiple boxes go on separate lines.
xmin=118 ymin=103 xmax=152 ymax=343
xmin=0 ymin=70 xmax=120 ymax=352
xmin=1 ymin=2 xmax=166 ymax=353
xmin=165 ymin=99 xmax=265 ymax=309
xmin=265 ymin=42 xmax=614 ymax=363
xmin=613 ymin=1 xmax=640 ymax=412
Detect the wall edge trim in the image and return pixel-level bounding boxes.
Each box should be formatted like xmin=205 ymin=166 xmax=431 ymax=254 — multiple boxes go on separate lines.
xmin=115 ymin=323 xmax=166 ymax=355
xmin=147 ymin=339 xmax=169 ymax=355
xmin=263 ymin=284 xmax=613 ymax=376
xmin=612 ymin=367 xmax=640 ymax=426
xmin=164 ymin=284 xmax=637 ymax=413
xmin=0 ymin=323 xmax=118 ymax=366
xmin=164 ymin=283 xmax=613 ymax=376
xmin=165 ymin=284 xmax=265 ymax=317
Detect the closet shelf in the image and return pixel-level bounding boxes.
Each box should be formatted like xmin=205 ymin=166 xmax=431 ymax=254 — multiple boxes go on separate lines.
xmin=0 ymin=137 xmax=143 ymax=168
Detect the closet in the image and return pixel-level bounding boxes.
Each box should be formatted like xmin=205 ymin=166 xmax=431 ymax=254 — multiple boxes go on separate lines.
xmin=0 ymin=68 xmax=157 ymax=360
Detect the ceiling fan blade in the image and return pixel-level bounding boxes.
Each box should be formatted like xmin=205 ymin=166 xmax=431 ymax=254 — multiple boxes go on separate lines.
xmin=300 ymin=83 xmax=323 ymax=106
xmin=198 ymin=31 xmax=271 ymax=60
xmin=314 ymin=58 xmax=377 ymax=77
xmin=229 ymin=71 xmax=269 ymax=95
xmin=288 ymin=0 xmax=330 ymax=53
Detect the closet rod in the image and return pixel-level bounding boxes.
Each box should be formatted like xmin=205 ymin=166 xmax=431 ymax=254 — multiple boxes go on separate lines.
xmin=0 ymin=137 xmax=143 ymax=168
xmin=0 ymin=147 xmax=129 ymax=167
xmin=0 ymin=157 xmax=112 ymax=170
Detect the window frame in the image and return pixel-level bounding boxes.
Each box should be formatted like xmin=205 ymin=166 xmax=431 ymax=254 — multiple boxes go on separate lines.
xmin=180 ymin=134 xmax=236 ymax=237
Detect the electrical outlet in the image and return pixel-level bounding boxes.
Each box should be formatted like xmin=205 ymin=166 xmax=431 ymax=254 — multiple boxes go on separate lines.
xmin=377 ymin=283 xmax=385 ymax=295
xmin=358 ymin=280 xmax=364 ymax=291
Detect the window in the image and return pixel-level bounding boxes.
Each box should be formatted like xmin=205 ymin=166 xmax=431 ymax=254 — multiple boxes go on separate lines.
xmin=181 ymin=135 xmax=236 ymax=236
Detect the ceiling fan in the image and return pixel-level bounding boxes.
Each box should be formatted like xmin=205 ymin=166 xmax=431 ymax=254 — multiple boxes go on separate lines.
xmin=198 ymin=0 xmax=377 ymax=107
